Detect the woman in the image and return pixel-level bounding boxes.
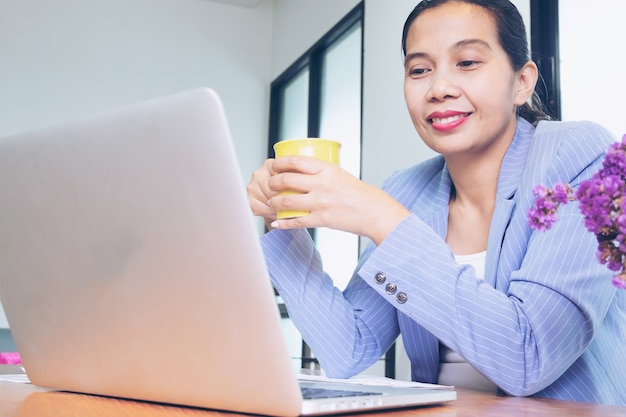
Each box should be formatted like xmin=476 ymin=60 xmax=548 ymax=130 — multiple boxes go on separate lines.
xmin=247 ymin=0 xmax=625 ymax=405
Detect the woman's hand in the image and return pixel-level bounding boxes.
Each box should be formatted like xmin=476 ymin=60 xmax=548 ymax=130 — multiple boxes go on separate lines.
xmin=248 ymin=155 xmax=410 ymax=245
xmin=247 ymin=158 xmax=280 ymax=231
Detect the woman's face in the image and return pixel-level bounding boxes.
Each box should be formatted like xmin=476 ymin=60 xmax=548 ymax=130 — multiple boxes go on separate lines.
xmin=403 ymin=2 xmax=529 ymax=161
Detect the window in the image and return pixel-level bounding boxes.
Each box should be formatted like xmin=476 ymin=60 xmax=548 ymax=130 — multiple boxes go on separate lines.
xmin=558 ymin=0 xmax=625 ymax=139
xmin=531 ymin=0 xmax=625 ymax=140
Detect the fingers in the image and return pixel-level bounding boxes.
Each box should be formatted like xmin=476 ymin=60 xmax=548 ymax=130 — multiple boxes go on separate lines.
xmin=269 ymin=156 xmax=337 ymax=194
xmin=249 ymin=193 xmax=275 ymax=219
xmin=270 ymin=216 xmax=311 ymax=230
xmin=270 ymin=155 xmax=328 ymax=175
xmin=247 ymin=159 xmax=277 ymax=220
xmin=247 ymin=156 xmax=338 ymax=231
xmin=258 ymin=159 xmax=277 ymax=198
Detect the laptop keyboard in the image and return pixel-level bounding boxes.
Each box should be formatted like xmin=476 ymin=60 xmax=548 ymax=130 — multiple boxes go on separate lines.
xmin=301 ymin=386 xmax=383 ymax=400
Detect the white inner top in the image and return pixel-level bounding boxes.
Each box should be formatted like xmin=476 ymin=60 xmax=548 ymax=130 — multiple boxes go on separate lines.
xmin=454 ymin=251 xmax=487 ymax=280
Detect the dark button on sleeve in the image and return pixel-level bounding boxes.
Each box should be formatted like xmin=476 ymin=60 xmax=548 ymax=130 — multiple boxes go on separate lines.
xmin=374 ymin=272 xmax=386 ymax=284
xmin=385 ymin=282 xmax=397 ymax=295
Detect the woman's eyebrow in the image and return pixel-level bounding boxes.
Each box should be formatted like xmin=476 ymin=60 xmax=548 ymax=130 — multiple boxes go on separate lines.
xmin=403 ymin=52 xmax=428 ymax=67
xmin=404 ymin=38 xmax=492 ymax=66
xmin=453 ymin=38 xmax=492 ymax=51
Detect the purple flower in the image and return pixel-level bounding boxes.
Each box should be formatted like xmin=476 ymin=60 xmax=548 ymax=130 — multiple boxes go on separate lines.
xmin=601 ymin=139 xmax=626 ymax=177
xmin=613 ymin=274 xmax=626 ymax=289
xmin=527 ymin=207 xmax=556 ymax=232
xmin=532 ymin=184 xmax=550 ymax=199
xmin=552 ymin=183 xmax=572 ymax=204
xmin=527 ymin=182 xmax=573 ymax=232
xmin=616 ymin=201 xmax=626 ymax=236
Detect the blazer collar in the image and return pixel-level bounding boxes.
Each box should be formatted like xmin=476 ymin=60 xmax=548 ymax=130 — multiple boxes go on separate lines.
xmin=496 ymin=118 xmax=534 ymax=200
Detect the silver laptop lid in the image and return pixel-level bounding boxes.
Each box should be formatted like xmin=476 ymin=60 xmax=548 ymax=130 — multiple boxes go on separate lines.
xmin=0 ymin=88 xmax=303 ymax=416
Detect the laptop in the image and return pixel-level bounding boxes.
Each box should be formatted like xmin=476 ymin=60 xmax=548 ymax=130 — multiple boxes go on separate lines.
xmin=0 ymin=88 xmax=456 ymax=416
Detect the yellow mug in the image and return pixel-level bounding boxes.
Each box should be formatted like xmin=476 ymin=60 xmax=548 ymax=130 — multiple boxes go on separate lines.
xmin=273 ymin=138 xmax=341 ymax=219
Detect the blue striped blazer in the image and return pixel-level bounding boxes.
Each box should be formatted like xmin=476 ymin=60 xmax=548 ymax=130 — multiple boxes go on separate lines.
xmin=262 ymin=118 xmax=626 ymax=405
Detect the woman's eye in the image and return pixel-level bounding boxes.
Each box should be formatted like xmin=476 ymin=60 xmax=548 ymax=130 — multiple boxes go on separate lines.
xmin=409 ymin=67 xmax=429 ymax=77
xmin=458 ymin=60 xmax=478 ymax=68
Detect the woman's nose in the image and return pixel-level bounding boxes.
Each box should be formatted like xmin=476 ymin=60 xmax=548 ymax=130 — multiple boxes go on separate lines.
xmin=426 ymin=74 xmax=460 ymax=101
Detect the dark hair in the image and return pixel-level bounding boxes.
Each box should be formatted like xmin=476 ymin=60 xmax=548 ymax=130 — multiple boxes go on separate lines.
xmin=402 ymin=0 xmax=551 ymax=125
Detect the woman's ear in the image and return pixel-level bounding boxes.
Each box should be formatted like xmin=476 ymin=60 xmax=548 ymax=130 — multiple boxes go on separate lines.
xmin=514 ymin=60 xmax=539 ymax=106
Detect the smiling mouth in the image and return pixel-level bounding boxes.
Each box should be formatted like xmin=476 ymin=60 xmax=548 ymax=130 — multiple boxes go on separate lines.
xmin=429 ymin=113 xmax=471 ymax=124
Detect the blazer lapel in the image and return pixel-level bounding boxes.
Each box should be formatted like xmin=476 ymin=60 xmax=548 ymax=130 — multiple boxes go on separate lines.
xmin=484 ymin=119 xmax=534 ymax=286
xmin=410 ymin=165 xmax=453 ymax=238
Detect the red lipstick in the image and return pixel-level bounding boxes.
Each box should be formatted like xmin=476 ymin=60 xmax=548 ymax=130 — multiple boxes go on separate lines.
xmin=427 ymin=111 xmax=471 ymax=132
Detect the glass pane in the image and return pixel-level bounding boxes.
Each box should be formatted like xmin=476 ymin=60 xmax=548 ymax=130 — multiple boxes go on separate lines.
xmin=559 ymin=1 xmax=626 ymax=140
xmin=320 ymin=24 xmax=362 ymax=179
xmin=317 ymin=23 xmax=362 ymax=290
xmin=278 ymin=68 xmax=309 ymax=142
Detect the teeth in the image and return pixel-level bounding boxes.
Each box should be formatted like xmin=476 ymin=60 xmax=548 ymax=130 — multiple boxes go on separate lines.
xmin=431 ymin=114 xmax=465 ymax=124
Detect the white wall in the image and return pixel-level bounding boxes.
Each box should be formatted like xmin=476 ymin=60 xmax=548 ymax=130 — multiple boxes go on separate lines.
xmin=0 ymin=0 xmax=273 ymax=180
xmin=559 ymin=0 xmax=626 ymax=140
xmin=0 ymin=0 xmax=273 ymax=328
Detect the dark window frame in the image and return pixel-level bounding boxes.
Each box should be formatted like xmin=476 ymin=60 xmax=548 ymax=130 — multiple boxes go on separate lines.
xmin=530 ymin=0 xmax=561 ymax=120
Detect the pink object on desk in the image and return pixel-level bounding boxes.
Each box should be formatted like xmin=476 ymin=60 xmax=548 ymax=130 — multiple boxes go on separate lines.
xmin=0 ymin=352 xmax=21 ymax=364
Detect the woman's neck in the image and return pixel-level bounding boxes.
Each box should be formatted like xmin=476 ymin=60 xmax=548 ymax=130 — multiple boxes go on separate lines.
xmin=445 ymin=154 xmax=501 ymax=255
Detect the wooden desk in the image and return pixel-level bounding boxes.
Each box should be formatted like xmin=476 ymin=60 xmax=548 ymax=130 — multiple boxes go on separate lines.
xmin=1 ymin=365 xmax=625 ymax=417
